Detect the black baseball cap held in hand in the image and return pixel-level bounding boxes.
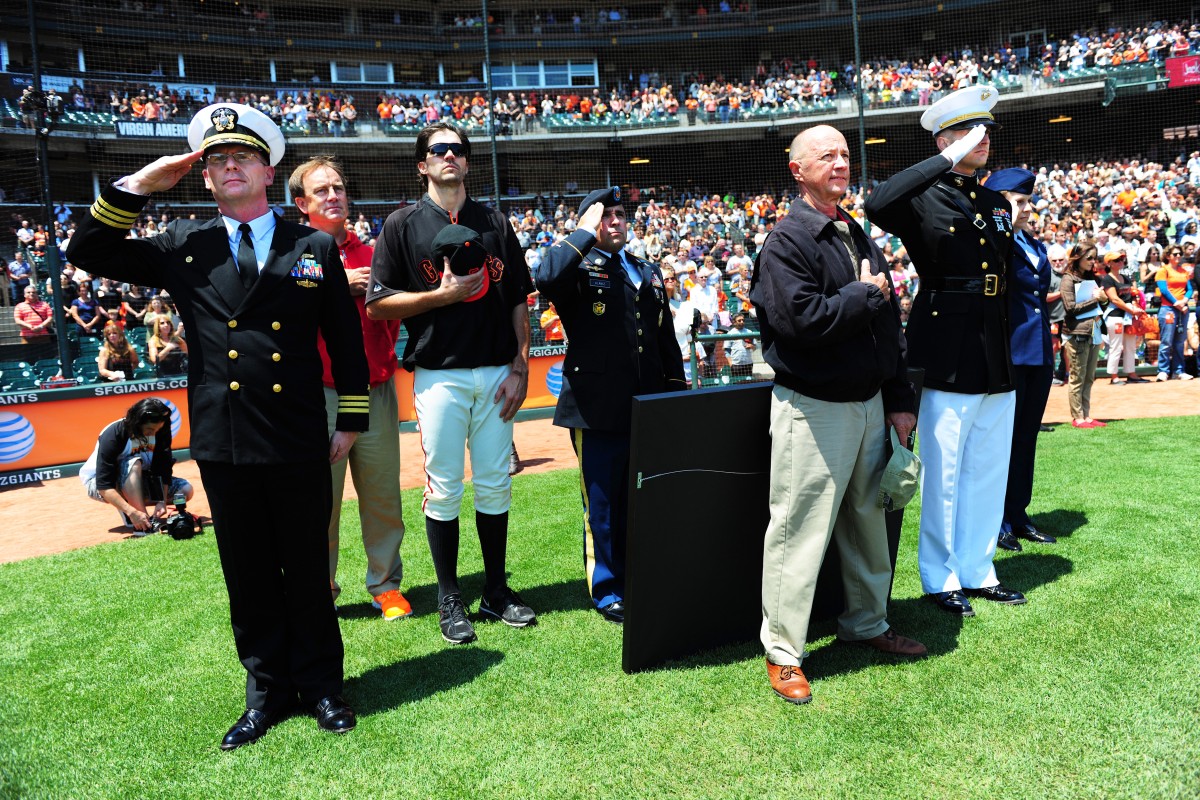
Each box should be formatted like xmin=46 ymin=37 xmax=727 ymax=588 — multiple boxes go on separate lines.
xmin=431 ymin=223 xmax=490 ymax=302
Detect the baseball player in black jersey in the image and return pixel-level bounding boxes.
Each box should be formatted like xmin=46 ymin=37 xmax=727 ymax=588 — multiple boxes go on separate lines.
xmin=366 ymin=122 xmax=536 ymax=645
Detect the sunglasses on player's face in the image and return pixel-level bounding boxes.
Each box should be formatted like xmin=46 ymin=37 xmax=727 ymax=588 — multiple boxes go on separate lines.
xmin=427 ymin=142 xmax=468 ymax=158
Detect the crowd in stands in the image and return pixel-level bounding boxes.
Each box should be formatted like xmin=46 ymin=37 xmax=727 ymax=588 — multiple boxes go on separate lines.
xmin=34 ymin=17 xmax=1200 ymax=139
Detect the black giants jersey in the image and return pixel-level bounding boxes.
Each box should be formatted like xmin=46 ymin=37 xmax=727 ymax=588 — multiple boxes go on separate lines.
xmin=367 ymin=195 xmax=533 ymax=371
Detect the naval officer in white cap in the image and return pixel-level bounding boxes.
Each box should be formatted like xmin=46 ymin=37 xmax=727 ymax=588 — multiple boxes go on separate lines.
xmin=67 ymin=102 xmax=369 ymax=750
xmin=865 ymin=86 xmax=1028 ymax=618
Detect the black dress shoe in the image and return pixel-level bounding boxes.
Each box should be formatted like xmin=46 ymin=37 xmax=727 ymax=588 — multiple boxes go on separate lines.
xmin=996 ymin=530 xmax=1022 ymax=552
xmin=1016 ymin=526 xmax=1057 ymax=544
xmin=597 ymin=601 xmax=625 ymax=624
xmin=220 ymin=708 xmax=275 ymax=751
xmin=314 ymin=695 xmax=356 ymax=734
xmin=963 ymin=584 xmax=1027 ymax=605
xmin=928 ymin=590 xmax=975 ymax=617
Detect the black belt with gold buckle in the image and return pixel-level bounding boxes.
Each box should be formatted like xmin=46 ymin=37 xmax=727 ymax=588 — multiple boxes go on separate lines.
xmin=935 ymin=275 xmax=1004 ymax=296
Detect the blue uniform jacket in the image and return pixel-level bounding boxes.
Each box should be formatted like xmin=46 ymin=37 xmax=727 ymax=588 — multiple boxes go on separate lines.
xmin=1008 ymin=231 xmax=1053 ymax=367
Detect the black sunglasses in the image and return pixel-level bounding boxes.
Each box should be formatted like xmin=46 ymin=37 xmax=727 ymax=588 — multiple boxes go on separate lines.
xmin=428 ymin=142 xmax=468 ymax=157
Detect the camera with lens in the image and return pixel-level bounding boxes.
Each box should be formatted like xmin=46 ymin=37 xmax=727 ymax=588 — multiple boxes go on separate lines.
xmin=154 ymin=491 xmax=202 ymax=540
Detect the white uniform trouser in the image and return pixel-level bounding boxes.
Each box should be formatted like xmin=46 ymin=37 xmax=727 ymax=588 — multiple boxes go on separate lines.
xmin=917 ymin=388 xmax=1016 ymax=593
xmin=414 ymin=365 xmax=514 ymax=521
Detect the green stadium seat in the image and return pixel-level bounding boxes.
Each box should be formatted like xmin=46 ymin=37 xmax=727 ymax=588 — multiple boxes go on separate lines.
xmin=3 ymin=376 xmax=39 ymax=392
xmin=33 ymin=359 xmax=62 ymax=379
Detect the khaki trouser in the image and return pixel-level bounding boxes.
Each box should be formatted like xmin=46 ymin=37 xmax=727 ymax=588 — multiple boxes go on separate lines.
xmin=761 ymin=386 xmax=893 ymax=667
xmin=1064 ymin=329 xmax=1099 ymax=420
xmin=323 ymin=382 xmax=405 ymax=599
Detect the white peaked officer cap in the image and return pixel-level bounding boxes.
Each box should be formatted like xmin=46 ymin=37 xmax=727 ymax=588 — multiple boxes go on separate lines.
xmin=188 ymin=103 xmax=286 ymax=166
xmin=920 ymin=86 xmax=1001 ymax=134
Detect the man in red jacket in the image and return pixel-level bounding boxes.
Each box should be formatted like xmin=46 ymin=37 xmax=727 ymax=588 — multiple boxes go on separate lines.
xmin=290 ymin=156 xmax=409 ymax=622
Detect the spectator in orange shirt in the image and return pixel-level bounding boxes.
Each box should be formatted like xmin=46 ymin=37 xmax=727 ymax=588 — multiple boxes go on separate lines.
xmin=1155 ymin=246 xmax=1194 ymax=380
xmin=539 ymin=303 xmax=565 ymax=342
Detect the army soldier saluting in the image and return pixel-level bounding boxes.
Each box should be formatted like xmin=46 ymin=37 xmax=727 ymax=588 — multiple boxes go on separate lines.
xmin=865 ymin=86 xmax=1026 ymax=617
xmin=534 ymin=187 xmax=686 ymax=623
xmin=66 ymin=103 xmax=369 ymax=750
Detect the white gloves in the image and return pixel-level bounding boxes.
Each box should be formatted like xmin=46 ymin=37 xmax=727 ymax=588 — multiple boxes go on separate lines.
xmin=940 ymin=125 xmax=987 ymax=168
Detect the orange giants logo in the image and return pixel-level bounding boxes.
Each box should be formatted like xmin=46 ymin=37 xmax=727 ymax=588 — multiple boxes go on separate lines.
xmin=419 ymin=258 xmax=439 ymax=285
xmin=485 ymin=254 xmax=505 ymax=282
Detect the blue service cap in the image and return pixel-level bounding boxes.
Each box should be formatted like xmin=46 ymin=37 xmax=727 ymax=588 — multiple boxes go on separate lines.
xmin=578 ymin=186 xmax=622 ymax=216
xmin=985 ymin=167 xmax=1036 ymax=195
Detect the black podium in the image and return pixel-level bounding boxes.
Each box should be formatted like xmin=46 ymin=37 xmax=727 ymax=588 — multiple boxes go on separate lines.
xmin=622 ymin=371 xmax=923 ymax=673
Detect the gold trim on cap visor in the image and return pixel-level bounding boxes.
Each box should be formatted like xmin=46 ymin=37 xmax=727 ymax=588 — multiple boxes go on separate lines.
xmin=201 ymin=132 xmax=269 ymax=153
xmin=937 ymin=111 xmax=996 ymax=131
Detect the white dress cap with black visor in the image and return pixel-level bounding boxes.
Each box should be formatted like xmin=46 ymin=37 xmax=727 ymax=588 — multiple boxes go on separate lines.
xmin=188 ymin=103 xmax=286 ymax=166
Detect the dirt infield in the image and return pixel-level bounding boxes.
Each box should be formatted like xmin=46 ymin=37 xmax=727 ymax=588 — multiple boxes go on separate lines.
xmin=1 ymin=379 xmax=1195 ymax=564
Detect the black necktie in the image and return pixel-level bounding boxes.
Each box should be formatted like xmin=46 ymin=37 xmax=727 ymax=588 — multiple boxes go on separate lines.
xmin=237 ymin=223 xmax=257 ymax=291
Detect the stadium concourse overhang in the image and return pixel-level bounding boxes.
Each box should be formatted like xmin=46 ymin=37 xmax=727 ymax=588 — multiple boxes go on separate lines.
xmin=3 ymin=80 xmax=1198 ymax=211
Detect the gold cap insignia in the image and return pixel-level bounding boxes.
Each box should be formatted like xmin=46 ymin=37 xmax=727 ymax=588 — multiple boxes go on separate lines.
xmin=211 ymin=107 xmax=238 ymax=132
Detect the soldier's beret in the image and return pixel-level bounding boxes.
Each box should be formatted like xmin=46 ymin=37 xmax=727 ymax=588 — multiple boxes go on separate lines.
xmin=984 ymin=168 xmax=1036 ymax=195
xmin=578 ymin=186 xmax=622 ymax=216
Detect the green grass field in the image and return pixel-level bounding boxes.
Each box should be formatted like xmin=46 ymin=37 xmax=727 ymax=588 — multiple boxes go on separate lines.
xmin=2 ymin=416 xmax=1199 ymax=799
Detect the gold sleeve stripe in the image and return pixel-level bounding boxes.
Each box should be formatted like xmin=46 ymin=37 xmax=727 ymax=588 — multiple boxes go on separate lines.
xmin=562 ymin=240 xmax=585 ymax=258
xmin=90 ymin=203 xmax=136 ymax=229
xmin=95 ymin=196 xmax=141 ymax=222
xmin=339 ymin=407 xmax=370 ymax=414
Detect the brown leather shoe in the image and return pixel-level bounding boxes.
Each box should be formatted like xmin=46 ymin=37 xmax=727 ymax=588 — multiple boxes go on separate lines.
xmin=849 ymin=628 xmax=928 ymax=657
xmin=766 ymin=658 xmax=812 ymax=704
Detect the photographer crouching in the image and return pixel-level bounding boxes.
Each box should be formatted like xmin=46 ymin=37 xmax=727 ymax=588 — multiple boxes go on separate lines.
xmin=79 ymin=398 xmax=194 ymax=534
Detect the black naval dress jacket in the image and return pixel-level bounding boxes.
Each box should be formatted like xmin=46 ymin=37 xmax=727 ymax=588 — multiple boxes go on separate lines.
xmin=865 ymin=154 xmax=1015 ymax=395
xmin=535 ymin=228 xmax=686 ymax=433
xmin=66 ymin=185 xmax=370 ymax=461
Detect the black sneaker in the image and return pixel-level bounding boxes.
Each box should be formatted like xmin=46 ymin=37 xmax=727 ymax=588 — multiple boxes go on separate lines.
xmin=479 ymin=586 xmax=537 ymax=628
xmin=438 ymin=594 xmax=477 ymax=644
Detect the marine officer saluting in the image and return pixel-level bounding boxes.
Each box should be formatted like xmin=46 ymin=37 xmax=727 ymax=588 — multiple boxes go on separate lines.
xmin=535 ymin=187 xmax=686 ymax=623
xmin=865 ymin=86 xmax=1025 ymax=617
xmin=66 ymin=103 xmax=369 ymax=750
